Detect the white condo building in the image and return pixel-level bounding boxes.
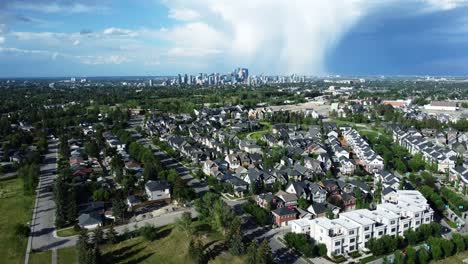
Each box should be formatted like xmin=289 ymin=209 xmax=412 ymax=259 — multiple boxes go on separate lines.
xmin=290 ymin=190 xmax=434 ymax=257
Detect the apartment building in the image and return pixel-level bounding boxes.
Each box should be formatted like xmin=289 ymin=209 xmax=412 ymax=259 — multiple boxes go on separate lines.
xmin=290 ymin=190 xmax=433 ymax=257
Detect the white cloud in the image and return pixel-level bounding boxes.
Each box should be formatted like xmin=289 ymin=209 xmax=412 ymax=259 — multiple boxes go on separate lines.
xmin=168 ymin=8 xmax=200 ymax=21
xmin=0 ymin=37 xmax=4 ymax=44
xmin=160 ymin=0 xmax=381 ymax=74
xmin=423 ymin=0 xmax=468 ymax=11
xmin=78 ymin=55 xmax=130 ymax=65
xmin=9 ymin=2 xmax=106 ymax=14
xmin=103 ymin=27 xmax=138 ymax=37
xmin=73 ymin=40 xmax=80 ymax=46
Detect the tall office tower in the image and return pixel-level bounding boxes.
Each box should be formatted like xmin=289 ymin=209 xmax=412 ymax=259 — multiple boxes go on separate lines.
xmin=149 ymin=79 xmax=153 ymax=87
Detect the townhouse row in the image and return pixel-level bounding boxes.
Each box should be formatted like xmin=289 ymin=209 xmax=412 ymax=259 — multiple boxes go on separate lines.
xmin=342 ymin=129 xmax=384 ymax=174
xmin=392 ymin=128 xmax=457 ymax=173
xmin=290 ymin=190 xmax=434 ymax=257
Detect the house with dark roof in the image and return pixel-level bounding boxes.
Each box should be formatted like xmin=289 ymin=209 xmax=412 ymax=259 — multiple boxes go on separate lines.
xmin=78 ymin=212 xmax=103 ymax=229
xmin=145 ymin=180 xmax=171 ymax=203
xmin=272 ymin=207 xmax=297 ymax=227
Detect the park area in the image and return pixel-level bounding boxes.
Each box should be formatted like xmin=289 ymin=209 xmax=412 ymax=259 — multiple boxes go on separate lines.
xmin=0 ymin=178 xmax=34 ymax=264
xmin=57 ymin=223 xmax=244 ymax=264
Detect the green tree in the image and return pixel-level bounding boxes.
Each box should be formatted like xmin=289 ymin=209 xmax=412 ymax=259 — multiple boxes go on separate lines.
xmin=452 ymin=233 xmax=465 ymax=253
xmin=112 ymin=196 xmax=127 ymax=222
xmin=429 ymin=237 xmax=443 ymax=260
xmin=297 ymin=197 xmax=309 ymax=209
xmin=257 ymin=239 xmax=272 ymax=264
xmin=246 ymin=241 xmax=258 ymax=264
xmin=106 ymin=224 xmax=118 ymax=244
xmin=406 ymin=247 xmax=417 ymax=264
xmin=92 ymin=227 xmax=104 ymax=245
xmin=404 ymin=229 xmax=418 ymax=245
xmin=394 ymin=250 xmax=404 ymax=264
xmin=175 ymin=212 xmax=193 ymax=238
xmin=228 ymin=226 xmax=244 ymax=256
xmin=418 ymin=249 xmax=430 ymax=264
xmin=441 ymin=239 xmax=454 ymax=258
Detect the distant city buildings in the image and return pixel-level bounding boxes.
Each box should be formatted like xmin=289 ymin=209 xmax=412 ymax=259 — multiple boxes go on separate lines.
xmin=162 ymin=67 xmax=307 ymax=87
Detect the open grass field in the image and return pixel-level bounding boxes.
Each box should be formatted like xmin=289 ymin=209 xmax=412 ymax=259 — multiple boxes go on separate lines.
xmin=57 ymin=247 xmax=77 ymax=264
xmin=432 ymin=251 xmax=468 ymax=264
xmin=58 ymin=222 xmax=244 ymax=264
xmin=56 ymin=226 xmax=79 ymax=237
xmin=29 ymin=251 xmax=51 ymax=264
xmin=248 ymin=122 xmax=273 ymax=141
xmin=0 ymin=178 xmax=34 ymax=264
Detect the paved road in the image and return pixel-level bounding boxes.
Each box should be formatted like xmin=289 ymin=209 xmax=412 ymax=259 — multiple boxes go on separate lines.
xmin=28 ymin=139 xmax=77 ymax=253
xmin=125 ymin=117 xmax=210 ymax=195
xmin=25 ymin=139 xmax=74 ymax=264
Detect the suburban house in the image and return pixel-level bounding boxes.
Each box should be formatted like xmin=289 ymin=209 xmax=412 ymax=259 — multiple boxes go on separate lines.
xmin=272 ymin=207 xmax=297 ymax=227
xmin=145 ymin=180 xmax=171 ymax=203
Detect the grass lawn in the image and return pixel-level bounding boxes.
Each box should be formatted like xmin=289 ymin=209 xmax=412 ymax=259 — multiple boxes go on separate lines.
xmin=29 ymin=251 xmax=51 ymax=264
xmin=57 ymin=222 xmax=245 ymax=264
xmin=56 ymin=226 xmax=79 ymax=237
xmin=57 ymin=247 xmax=77 ymax=264
xmin=0 ymin=178 xmax=34 ymax=264
xmin=432 ymin=251 xmax=468 ymax=264
xmin=91 ymin=223 xmax=236 ymax=264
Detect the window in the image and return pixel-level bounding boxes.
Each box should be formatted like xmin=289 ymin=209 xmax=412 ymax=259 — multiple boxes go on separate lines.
xmin=404 ymin=224 xmax=409 ymax=228
xmin=391 ymin=228 xmax=396 ymax=233
xmin=416 ymin=221 xmax=420 ymax=225
xmin=350 ymin=246 xmax=355 ymax=251
xmin=335 ymin=241 xmax=341 ymax=246
xmin=350 ymin=238 xmax=355 ymax=243
xmin=364 ymin=226 xmax=370 ymax=231
xmin=425 ymin=218 xmax=430 ymax=222
xmin=349 ymin=230 xmax=354 ymax=235
xmin=390 ymin=220 xmax=396 ymax=225
xmin=415 ymin=213 xmax=419 ymax=217
xmin=365 ymin=234 xmax=370 ymax=239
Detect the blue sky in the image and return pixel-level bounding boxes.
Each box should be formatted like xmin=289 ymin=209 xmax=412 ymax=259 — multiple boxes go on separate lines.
xmin=1 ymin=0 xmax=468 ymax=77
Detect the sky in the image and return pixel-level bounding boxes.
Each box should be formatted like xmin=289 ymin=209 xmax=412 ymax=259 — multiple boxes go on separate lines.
xmin=1 ymin=0 xmax=468 ymax=77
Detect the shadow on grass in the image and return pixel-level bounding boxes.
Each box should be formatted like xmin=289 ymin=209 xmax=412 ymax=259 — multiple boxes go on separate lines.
xmin=203 ymin=241 xmax=227 ymax=263
xmin=122 ymin=253 xmax=155 ymax=264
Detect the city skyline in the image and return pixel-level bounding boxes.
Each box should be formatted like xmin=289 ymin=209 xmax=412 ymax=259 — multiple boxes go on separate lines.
xmin=1 ymin=0 xmax=468 ymax=77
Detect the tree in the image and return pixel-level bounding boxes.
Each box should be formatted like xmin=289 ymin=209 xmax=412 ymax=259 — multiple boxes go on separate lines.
xmin=395 ymin=160 xmax=407 ymax=174
xmin=77 ymin=229 xmax=89 ymax=264
xmin=106 ymin=224 xmax=118 ymax=244
xmin=92 ymin=227 xmax=104 ymax=245
xmin=428 ymin=237 xmax=443 ymax=260
xmin=404 ymin=229 xmax=418 ymax=245
xmin=257 ymin=239 xmax=272 ymax=264
xmin=228 ymin=226 xmax=244 ymax=256
xmin=441 ymin=239 xmax=454 ymax=258
xmin=139 ymin=224 xmax=158 ymax=241
xmin=317 ymin=243 xmax=327 ymax=257
xmin=188 ymin=237 xmax=204 ymax=264
xmin=298 ymin=197 xmax=309 ymax=209
xmin=112 ymin=196 xmax=127 ymax=222
xmin=406 ymin=247 xmax=417 ymax=264
xmin=246 ymin=241 xmax=258 ymax=264
xmin=85 ymin=140 xmax=99 ymax=158
xmin=175 ymin=212 xmax=193 ymax=238
xmin=418 ymin=249 xmax=430 ymax=264
xmin=452 ymin=233 xmax=465 ymax=253
xmin=77 ymin=229 xmax=99 ymax=264
xmin=394 ymin=250 xmax=404 ymax=264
